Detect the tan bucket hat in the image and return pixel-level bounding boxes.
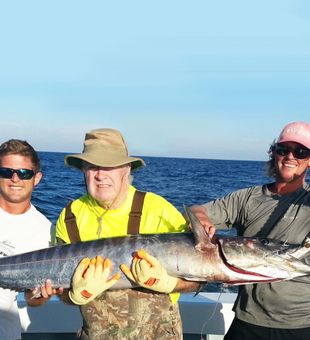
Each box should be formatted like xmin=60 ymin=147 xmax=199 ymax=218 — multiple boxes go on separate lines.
xmin=65 ymin=128 xmax=145 ymax=171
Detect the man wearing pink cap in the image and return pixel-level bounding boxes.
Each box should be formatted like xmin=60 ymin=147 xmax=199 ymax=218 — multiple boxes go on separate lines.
xmin=190 ymin=122 xmax=310 ymax=340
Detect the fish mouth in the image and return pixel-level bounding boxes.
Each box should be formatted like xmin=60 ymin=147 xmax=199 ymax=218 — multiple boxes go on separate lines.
xmin=217 ymin=241 xmax=283 ymax=284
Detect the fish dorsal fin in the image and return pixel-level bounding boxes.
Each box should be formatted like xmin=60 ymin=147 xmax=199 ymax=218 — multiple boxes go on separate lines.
xmin=183 ymin=205 xmax=216 ymax=253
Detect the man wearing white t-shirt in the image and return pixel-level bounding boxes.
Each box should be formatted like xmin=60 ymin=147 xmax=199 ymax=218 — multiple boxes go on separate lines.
xmin=0 ymin=139 xmax=53 ymax=340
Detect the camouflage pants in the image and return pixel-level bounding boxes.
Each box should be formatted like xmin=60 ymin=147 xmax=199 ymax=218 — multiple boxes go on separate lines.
xmin=77 ymin=289 xmax=183 ymax=340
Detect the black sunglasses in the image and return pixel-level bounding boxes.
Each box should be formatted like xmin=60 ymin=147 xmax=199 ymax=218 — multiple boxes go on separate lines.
xmin=0 ymin=167 xmax=36 ymax=180
xmin=275 ymin=144 xmax=310 ymax=160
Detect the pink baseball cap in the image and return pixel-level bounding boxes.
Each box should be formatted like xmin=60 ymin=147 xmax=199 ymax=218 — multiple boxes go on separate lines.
xmin=277 ymin=121 xmax=310 ymax=149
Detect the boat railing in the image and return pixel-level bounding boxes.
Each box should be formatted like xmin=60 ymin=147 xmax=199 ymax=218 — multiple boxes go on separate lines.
xmin=18 ymin=292 xmax=237 ymax=339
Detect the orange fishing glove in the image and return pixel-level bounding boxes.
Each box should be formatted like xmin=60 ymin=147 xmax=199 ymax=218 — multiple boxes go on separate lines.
xmin=121 ymin=249 xmax=178 ymax=293
xmin=69 ymin=256 xmax=121 ymax=305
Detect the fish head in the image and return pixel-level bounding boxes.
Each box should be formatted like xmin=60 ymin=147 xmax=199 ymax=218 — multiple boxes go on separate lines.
xmin=216 ymin=236 xmax=310 ymax=282
xmin=219 ymin=236 xmax=294 ymax=259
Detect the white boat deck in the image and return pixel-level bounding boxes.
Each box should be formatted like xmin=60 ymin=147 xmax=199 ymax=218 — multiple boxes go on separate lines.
xmin=18 ymin=292 xmax=237 ymax=339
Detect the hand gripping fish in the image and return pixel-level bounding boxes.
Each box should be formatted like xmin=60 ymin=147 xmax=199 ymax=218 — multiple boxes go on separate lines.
xmin=0 ymin=206 xmax=310 ymax=291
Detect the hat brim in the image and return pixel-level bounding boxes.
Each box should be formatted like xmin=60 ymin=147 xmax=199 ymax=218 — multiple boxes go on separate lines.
xmin=65 ymin=153 xmax=145 ymax=171
xmin=277 ymin=137 xmax=310 ymax=149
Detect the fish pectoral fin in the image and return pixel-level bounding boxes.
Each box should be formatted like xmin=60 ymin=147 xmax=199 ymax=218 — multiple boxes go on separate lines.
xmin=182 ymin=276 xmax=208 ymax=283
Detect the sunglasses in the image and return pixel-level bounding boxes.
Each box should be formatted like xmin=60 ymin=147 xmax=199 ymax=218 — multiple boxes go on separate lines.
xmin=0 ymin=167 xmax=36 ymax=180
xmin=275 ymin=144 xmax=310 ymax=160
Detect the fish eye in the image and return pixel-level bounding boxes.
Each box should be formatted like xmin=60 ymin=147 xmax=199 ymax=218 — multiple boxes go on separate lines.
xmin=261 ymin=239 xmax=269 ymax=245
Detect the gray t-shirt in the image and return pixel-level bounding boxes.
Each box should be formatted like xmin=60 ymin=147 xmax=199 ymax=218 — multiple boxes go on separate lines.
xmin=203 ymin=183 xmax=310 ymax=329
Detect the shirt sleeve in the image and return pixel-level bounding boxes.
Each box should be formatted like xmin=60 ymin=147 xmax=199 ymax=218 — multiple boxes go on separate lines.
xmin=55 ymin=207 xmax=70 ymax=244
xmin=203 ymin=187 xmax=253 ymax=230
xmin=142 ymin=192 xmax=188 ymax=233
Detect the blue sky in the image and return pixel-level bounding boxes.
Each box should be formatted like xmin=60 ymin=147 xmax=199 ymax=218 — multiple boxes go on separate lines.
xmin=0 ymin=0 xmax=309 ymax=161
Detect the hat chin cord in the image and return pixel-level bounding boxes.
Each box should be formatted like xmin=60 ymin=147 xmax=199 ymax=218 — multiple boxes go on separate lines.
xmin=96 ymin=210 xmax=110 ymax=238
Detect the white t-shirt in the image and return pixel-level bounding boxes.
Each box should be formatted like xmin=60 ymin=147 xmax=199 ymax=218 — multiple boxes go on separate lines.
xmin=0 ymin=204 xmax=52 ymax=340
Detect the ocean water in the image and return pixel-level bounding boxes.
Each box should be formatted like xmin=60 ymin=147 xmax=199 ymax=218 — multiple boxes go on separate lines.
xmin=33 ymin=152 xmax=273 ymax=224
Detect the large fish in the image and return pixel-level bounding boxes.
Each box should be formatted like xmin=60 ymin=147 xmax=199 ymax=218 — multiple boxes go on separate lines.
xmin=1 ymin=206 xmax=310 ymax=291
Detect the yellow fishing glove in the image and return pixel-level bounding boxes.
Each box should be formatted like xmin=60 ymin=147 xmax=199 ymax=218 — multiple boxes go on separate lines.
xmin=69 ymin=256 xmax=121 ymax=305
xmin=121 ymin=249 xmax=178 ymax=293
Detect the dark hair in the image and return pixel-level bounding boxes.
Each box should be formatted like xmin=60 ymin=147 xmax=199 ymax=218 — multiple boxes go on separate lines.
xmin=0 ymin=139 xmax=41 ymax=172
xmin=266 ymin=140 xmax=276 ymax=178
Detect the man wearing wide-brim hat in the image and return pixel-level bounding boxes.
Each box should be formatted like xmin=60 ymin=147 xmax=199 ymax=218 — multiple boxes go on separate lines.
xmin=54 ymin=128 xmax=199 ymax=339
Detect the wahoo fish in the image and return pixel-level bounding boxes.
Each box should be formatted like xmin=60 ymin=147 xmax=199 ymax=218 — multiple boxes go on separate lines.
xmin=0 ymin=206 xmax=310 ymax=291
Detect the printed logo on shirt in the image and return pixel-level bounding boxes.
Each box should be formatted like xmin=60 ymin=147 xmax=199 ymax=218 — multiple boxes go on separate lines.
xmin=0 ymin=241 xmax=14 ymax=257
